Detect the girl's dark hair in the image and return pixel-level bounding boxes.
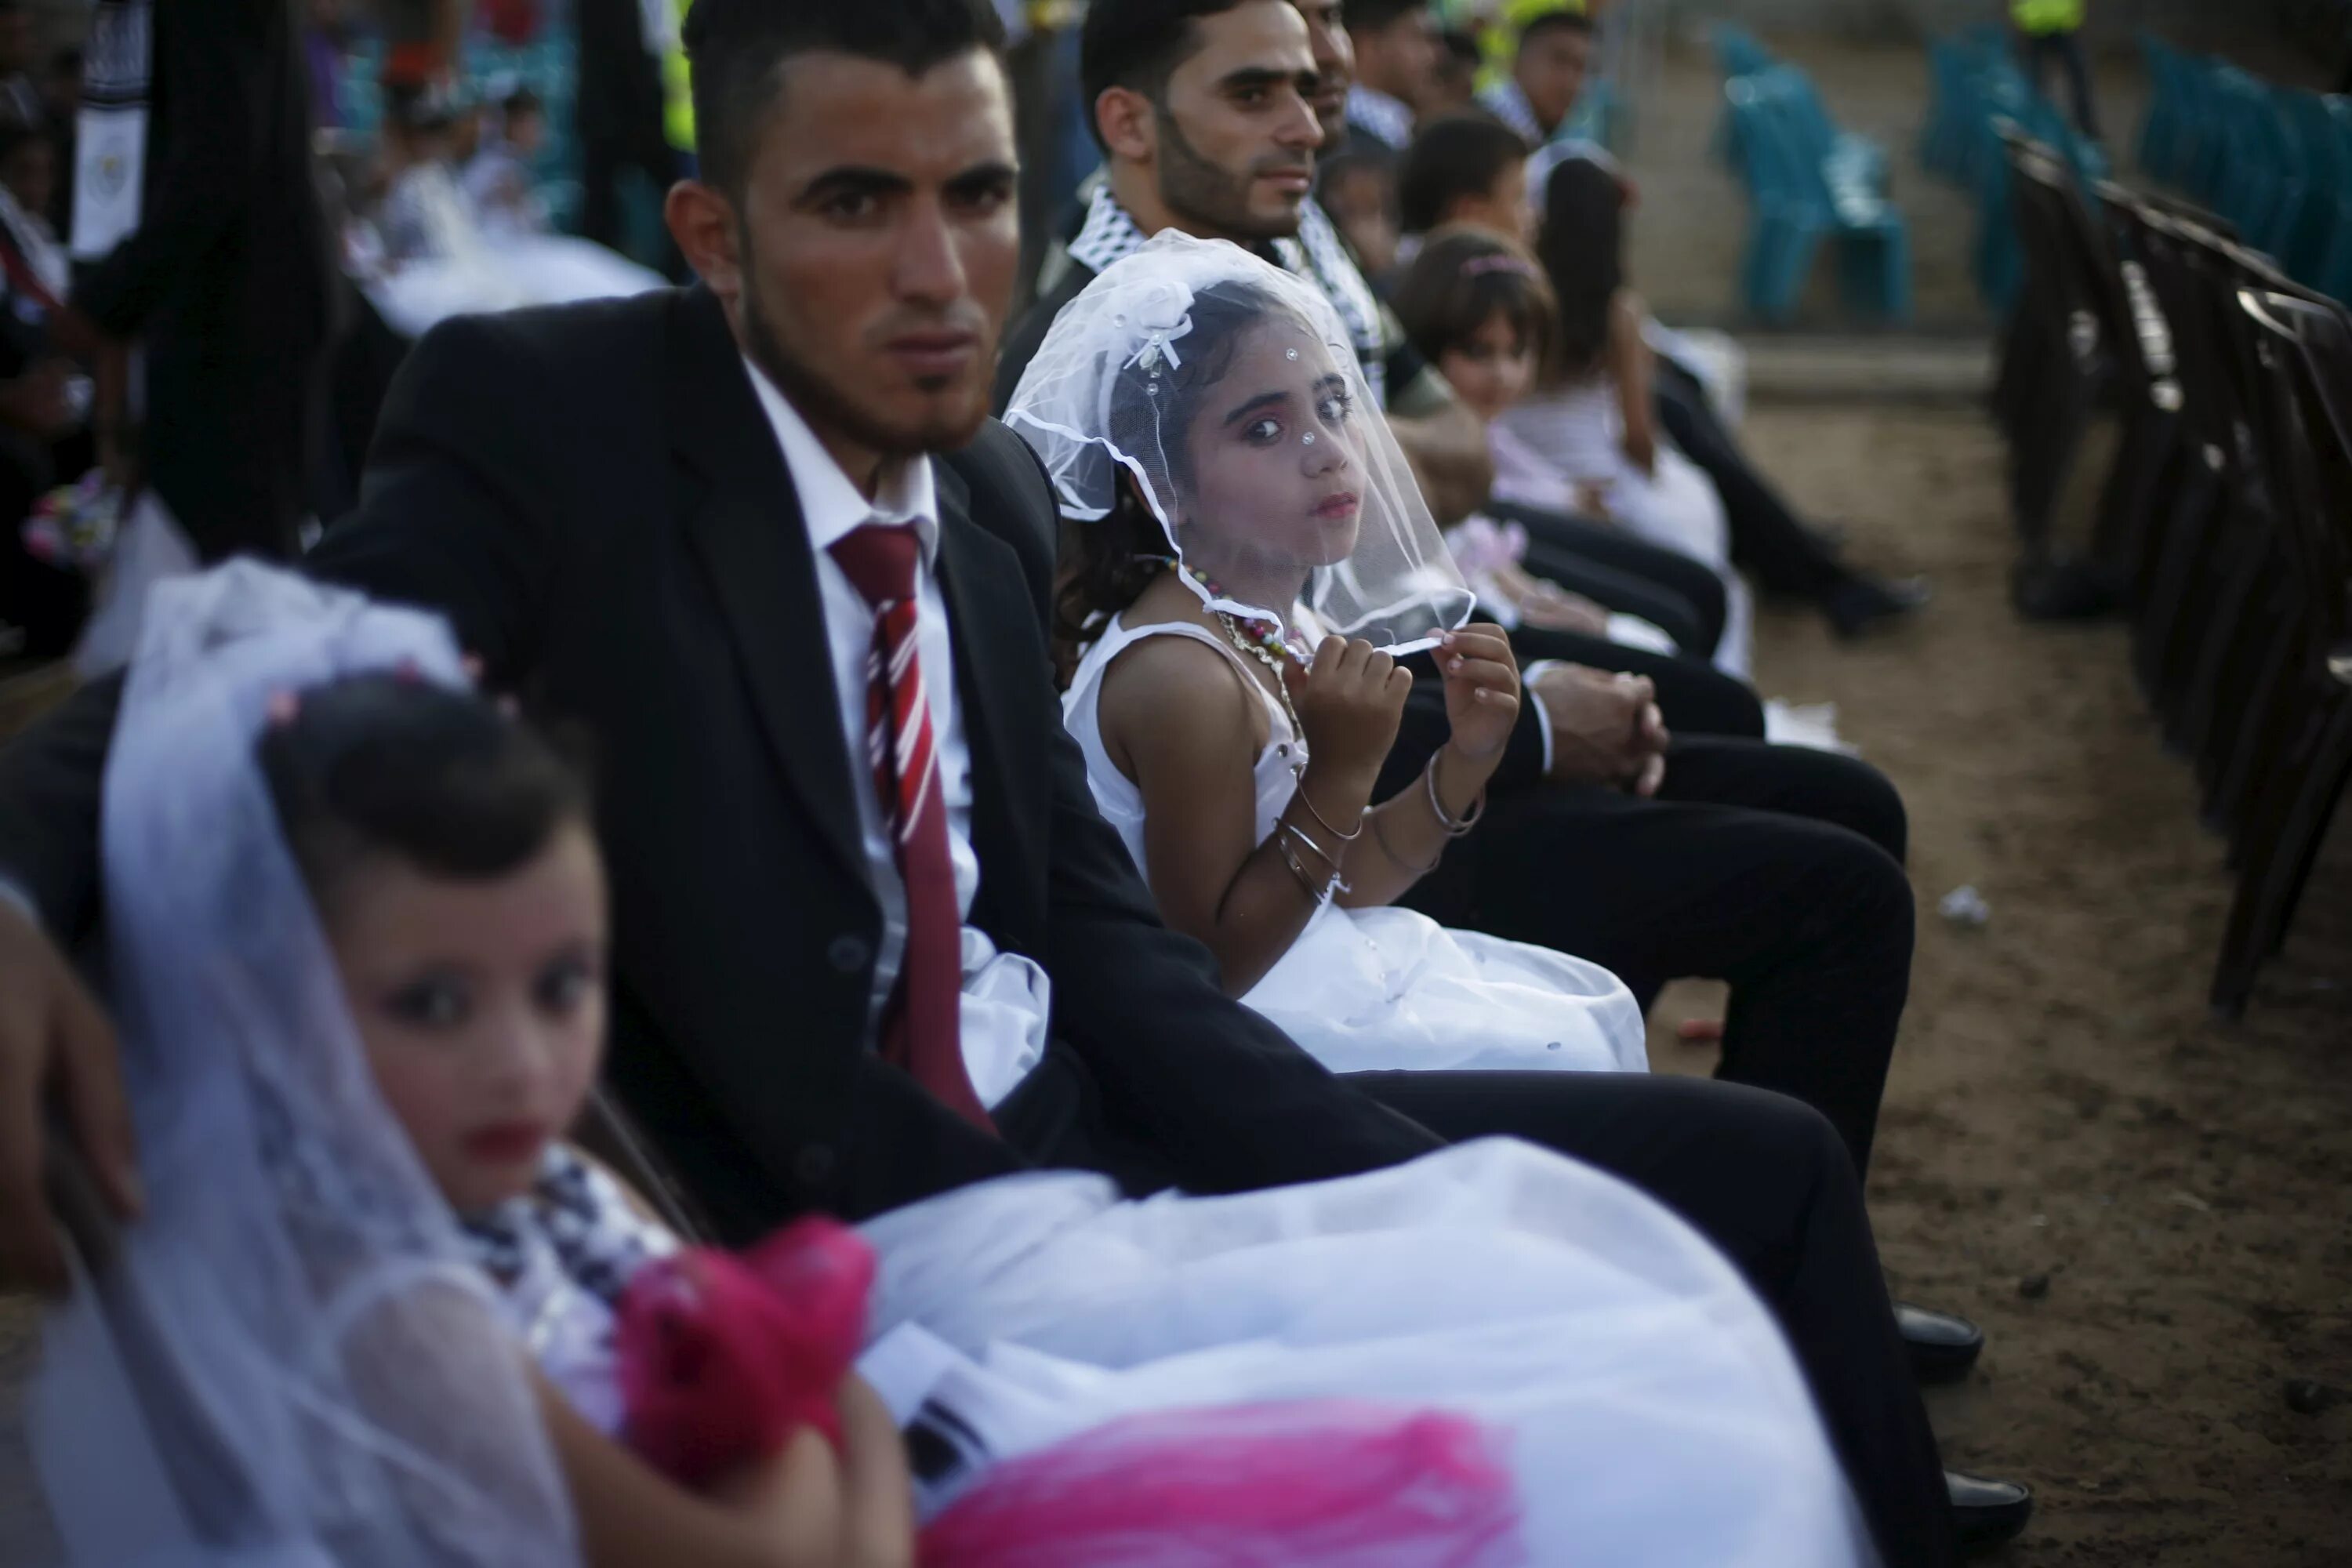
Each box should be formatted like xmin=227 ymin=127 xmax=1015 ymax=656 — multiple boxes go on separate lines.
xmin=1396 ymin=113 xmax=1530 ymax=237
xmin=1392 ymin=225 xmax=1559 ymax=376
xmin=1533 ymin=155 xmax=1626 ymax=383
xmin=259 ymin=674 xmax=592 ymax=903
xmin=1047 ymin=276 xmax=1287 ymax=685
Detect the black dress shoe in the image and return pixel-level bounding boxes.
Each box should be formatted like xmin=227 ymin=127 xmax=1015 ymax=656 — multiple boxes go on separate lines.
xmin=1895 ymin=1301 xmax=1984 ymax=1384
xmin=1824 ymin=573 xmax=1932 ymax=637
xmin=1947 ymin=1470 xmax=2034 ymax=1554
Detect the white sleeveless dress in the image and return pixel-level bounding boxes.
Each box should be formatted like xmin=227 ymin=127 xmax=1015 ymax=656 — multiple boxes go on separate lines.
xmin=1063 ymin=615 xmax=1649 ymax=1076
xmin=1495 ymin=383 xmax=1755 ymax=679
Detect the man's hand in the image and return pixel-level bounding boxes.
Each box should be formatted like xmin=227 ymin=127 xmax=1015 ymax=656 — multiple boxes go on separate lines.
xmin=1530 ymin=664 xmax=1670 ymax=794
xmin=0 ymin=899 xmax=140 ymax=1294
xmin=1516 ymin=582 xmax=1613 ymax=637
xmin=0 ymin=361 xmax=77 ymax=441
xmin=1388 ymin=401 xmax=1496 ymax=527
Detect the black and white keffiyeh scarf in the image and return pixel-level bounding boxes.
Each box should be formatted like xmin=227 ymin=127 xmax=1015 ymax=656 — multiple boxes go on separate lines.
xmin=1067 ymin=183 xmax=1391 ymax=406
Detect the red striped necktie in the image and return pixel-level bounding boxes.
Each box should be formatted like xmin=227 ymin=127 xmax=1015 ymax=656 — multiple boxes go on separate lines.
xmin=828 ymin=522 xmax=994 ymax=1131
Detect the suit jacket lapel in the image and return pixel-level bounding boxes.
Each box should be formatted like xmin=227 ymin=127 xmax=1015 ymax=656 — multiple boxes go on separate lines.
xmin=931 ymin=462 xmax=1038 ymax=933
xmin=667 ymin=287 xmax=869 ymax=893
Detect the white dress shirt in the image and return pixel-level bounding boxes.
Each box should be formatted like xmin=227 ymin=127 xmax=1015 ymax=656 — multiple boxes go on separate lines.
xmin=743 ymin=361 xmax=1048 ymax=1109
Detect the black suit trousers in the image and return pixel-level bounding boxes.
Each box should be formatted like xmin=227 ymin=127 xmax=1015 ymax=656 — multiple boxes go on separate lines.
xmin=1652 ymin=361 xmax=1856 ymax=604
xmin=1484 ymin=499 xmax=1732 ymax=657
xmin=1491 ymin=620 xmax=1768 ymax=739
xmin=1403 ymin=736 xmax=1914 ymax=1179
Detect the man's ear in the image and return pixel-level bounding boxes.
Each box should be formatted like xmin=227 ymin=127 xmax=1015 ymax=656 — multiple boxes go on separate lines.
xmin=1095 ymin=85 xmax=1159 ymax=166
xmin=665 ymin=179 xmax=743 ymax=303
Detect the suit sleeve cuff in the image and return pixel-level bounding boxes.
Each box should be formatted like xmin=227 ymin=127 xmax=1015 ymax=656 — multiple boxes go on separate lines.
xmin=1521 ymin=659 xmax=1562 ymax=775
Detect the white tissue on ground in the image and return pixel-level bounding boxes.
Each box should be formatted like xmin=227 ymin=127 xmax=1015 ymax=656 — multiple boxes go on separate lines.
xmin=1762 ymin=700 xmax=1854 ymax=753
xmin=1939 ymin=886 xmax=1991 ymax=927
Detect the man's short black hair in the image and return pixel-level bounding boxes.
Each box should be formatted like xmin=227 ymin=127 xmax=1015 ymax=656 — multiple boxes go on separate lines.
xmin=1519 ymin=9 xmax=1593 ymax=48
xmin=1342 ymin=0 xmax=1428 ymax=36
xmin=684 ymin=0 xmax=1005 ymax=201
xmin=1397 ymin=112 xmax=1527 ymax=234
xmin=1078 ymin=0 xmax=1252 ymax=155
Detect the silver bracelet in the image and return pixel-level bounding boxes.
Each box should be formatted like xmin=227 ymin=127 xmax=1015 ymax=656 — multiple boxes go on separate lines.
xmin=1281 ymin=818 xmax=1345 ymax=873
xmin=1293 ymin=779 xmax=1365 ymax=844
xmin=1425 ymin=753 xmax=1486 ymax=838
xmin=1277 ymin=830 xmax=1348 ymax=903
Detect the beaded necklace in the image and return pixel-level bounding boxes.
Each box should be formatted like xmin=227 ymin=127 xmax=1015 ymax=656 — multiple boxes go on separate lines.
xmin=1162 ymin=557 xmax=1310 ymax=752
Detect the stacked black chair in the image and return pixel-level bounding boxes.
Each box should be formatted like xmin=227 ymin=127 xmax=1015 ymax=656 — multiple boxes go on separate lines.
xmin=2210 ymin=289 xmax=2352 ymax=1015
xmin=1992 ymin=131 xmax=2352 ymax=1014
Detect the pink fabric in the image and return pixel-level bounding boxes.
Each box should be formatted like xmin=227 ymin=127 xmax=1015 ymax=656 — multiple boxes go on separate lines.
xmin=921 ymin=1402 xmax=1525 ymax=1567
xmin=613 ymin=1219 xmax=876 ymax=1486
xmin=1444 ymin=516 xmax=1530 ymax=577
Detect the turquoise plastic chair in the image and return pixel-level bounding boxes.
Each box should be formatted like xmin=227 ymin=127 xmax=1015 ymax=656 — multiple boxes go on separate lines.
xmin=1708 ymin=24 xmax=1772 ymax=165
xmin=2136 ymin=33 xmax=2187 ymax=183
xmin=1757 ymin=64 xmax=1889 ymax=193
xmin=2310 ymin=99 xmax=2352 ymax=298
xmin=1726 ymin=76 xmax=1912 ymax=323
xmin=2269 ymin=90 xmax=2343 ymax=281
xmin=1711 ymin=24 xmax=1773 ymax=82
xmin=464 ymin=31 xmax=585 ymax=230
xmin=1922 ymin=36 xmax=1986 ymax=179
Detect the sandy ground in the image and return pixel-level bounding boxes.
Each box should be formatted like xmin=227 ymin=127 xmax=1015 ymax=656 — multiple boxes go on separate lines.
xmin=1642 ymin=401 xmax=2352 ymax=1567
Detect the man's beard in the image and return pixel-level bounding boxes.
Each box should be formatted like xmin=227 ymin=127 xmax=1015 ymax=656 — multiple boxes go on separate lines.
xmin=739 ymin=241 xmax=987 ymax=463
xmin=1156 ymin=109 xmax=1305 ymax=244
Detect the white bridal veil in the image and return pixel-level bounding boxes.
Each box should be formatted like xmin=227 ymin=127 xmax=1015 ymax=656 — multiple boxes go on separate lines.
xmin=1006 ymin=232 xmax=1473 ymax=654
xmin=31 ymin=562 xmax=579 ymax=1566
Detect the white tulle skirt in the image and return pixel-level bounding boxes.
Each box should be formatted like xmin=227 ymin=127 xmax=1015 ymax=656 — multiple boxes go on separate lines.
xmin=855 ymin=1138 xmax=1881 ymax=1567
xmin=367 ymin=235 xmax=666 ymax=339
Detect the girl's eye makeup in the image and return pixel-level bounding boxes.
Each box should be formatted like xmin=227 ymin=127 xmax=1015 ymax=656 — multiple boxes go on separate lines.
xmin=535 ymin=953 xmax=596 ymax=1014
xmin=386 ymin=975 xmax=470 ymax=1030
xmin=1243 ymin=416 xmax=1283 ymax=445
xmin=1317 ymin=389 xmax=1356 ymax=426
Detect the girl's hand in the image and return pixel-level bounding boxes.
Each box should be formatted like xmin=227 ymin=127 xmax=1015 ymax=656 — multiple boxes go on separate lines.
xmin=1436 ymin=624 xmax=1521 ymax=767
xmin=1283 ymin=636 xmax=1413 ymax=790
xmin=707 ymin=1428 xmax=844 ymax=1560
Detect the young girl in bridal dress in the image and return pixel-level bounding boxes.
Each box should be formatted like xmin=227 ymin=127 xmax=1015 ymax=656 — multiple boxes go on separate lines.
xmin=30 ymin=562 xmax=1876 ymax=1567
xmin=1012 ymin=234 xmax=1646 ymax=1078
xmin=1494 ymin=158 xmax=1753 ymax=677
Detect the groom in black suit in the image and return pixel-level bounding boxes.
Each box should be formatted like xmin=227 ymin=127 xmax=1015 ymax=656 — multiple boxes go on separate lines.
xmin=0 ymin=2 xmax=1983 ymax=1559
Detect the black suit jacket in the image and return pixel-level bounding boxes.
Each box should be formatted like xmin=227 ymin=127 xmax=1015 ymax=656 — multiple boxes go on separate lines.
xmin=0 ymin=285 xmax=1438 ymax=1240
